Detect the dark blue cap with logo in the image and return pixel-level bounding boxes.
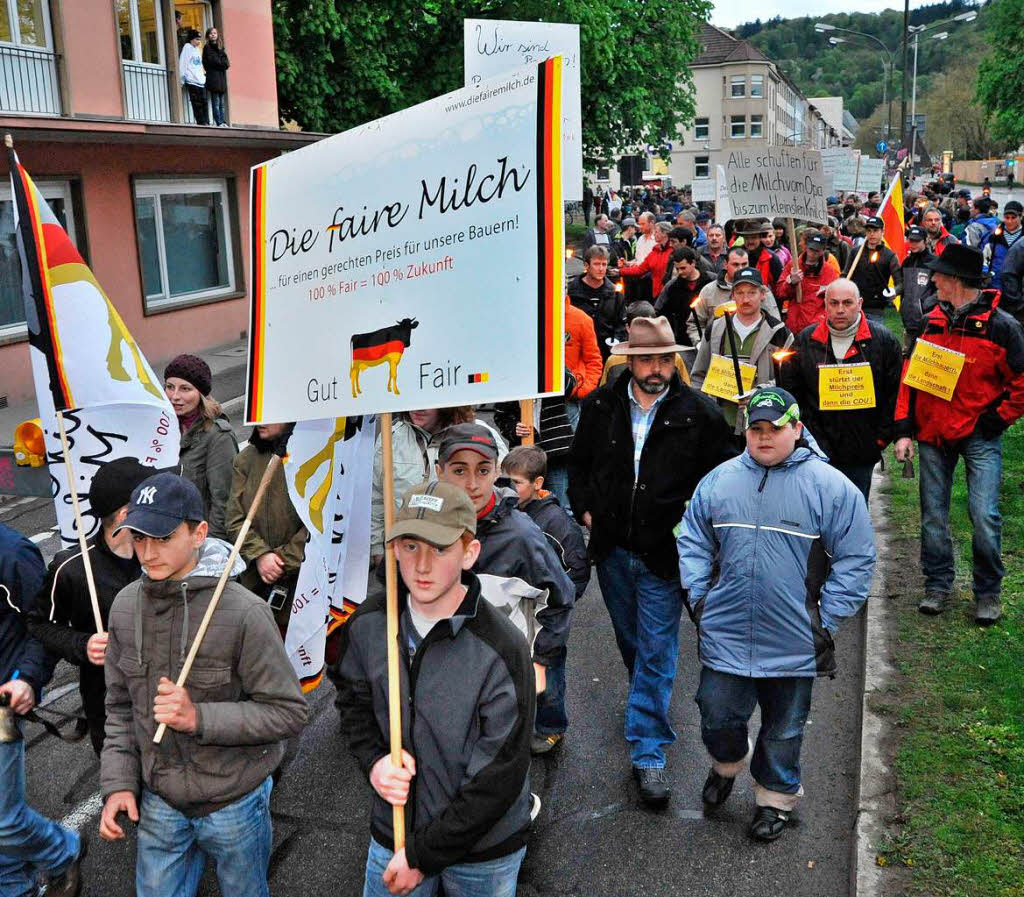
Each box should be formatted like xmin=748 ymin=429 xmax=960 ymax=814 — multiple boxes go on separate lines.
xmin=865 ymin=216 xmax=884 ymax=229
xmin=732 ymin=266 xmax=764 ymax=288
xmin=745 ymin=387 xmax=801 ymax=428
xmin=906 ymin=225 xmax=927 ymax=242
xmin=114 ymin=472 xmax=205 ymax=538
xmin=806 ymin=233 xmax=828 ymax=251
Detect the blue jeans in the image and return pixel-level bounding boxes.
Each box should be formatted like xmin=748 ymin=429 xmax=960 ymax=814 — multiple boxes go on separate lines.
xmin=596 ymin=546 xmax=683 ymax=767
xmin=363 ymin=838 xmax=525 ymax=897
xmin=0 ymin=726 xmax=80 ymax=897
xmin=919 ymin=434 xmax=1004 ymax=597
xmin=535 ymin=646 xmax=568 ymax=736
xmin=136 ymin=776 xmax=273 ymax=897
xmin=544 ymin=462 xmax=570 ymax=511
xmin=209 ymin=92 xmax=226 ymax=125
xmin=833 ymin=461 xmax=875 ymax=502
xmin=695 ymin=667 xmax=813 ymax=798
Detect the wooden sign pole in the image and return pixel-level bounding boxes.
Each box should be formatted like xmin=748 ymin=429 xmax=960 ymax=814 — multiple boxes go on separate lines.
xmin=519 ymin=399 xmax=535 ymax=446
xmin=55 ymin=411 xmax=104 ymax=633
xmin=380 ymin=412 xmax=406 ymax=847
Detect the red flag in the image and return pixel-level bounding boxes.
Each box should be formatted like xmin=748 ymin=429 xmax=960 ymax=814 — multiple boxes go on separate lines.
xmin=879 ymin=174 xmax=907 ymax=263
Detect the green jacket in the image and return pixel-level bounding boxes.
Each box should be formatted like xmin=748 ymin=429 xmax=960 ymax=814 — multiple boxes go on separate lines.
xmin=179 ymin=417 xmax=238 ymax=540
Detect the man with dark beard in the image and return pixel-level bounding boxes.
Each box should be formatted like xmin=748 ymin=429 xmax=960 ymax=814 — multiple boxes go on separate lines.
xmin=568 ymin=316 xmax=734 ymax=808
xmin=226 ymin=422 xmax=307 ymax=637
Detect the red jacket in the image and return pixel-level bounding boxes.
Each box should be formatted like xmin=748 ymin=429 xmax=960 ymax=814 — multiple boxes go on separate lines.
xmin=930 ymin=229 xmax=958 ymax=256
xmin=776 ymin=254 xmax=839 ymax=334
xmin=895 ymin=290 xmax=1024 ymax=446
xmin=565 ymin=299 xmax=604 ymax=399
xmin=621 ymin=241 xmax=671 ymax=297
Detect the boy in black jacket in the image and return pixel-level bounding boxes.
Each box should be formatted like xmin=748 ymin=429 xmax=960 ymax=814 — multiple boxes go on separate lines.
xmin=28 ymin=458 xmax=153 ymax=754
xmin=502 ymin=446 xmax=588 ymax=754
xmin=334 ymin=482 xmax=533 ymax=897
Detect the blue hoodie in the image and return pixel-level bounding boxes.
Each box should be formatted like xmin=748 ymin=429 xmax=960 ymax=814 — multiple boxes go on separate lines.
xmin=675 ymin=440 xmax=875 ymax=678
xmin=0 ymin=523 xmax=53 ymax=700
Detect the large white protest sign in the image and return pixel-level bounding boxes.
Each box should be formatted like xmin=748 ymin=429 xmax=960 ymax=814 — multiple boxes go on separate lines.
xmin=245 ymin=59 xmax=565 ymax=425
xmin=464 ymin=19 xmax=582 ymax=200
xmin=715 ymin=165 xmax=732 ymax=223
xmin=691 ymin=178 xmax=715 ymax=202
xmin=821 ymin=147 xmax=859 ymax=193
xmin=856 ymin=157 xmax=886 ymax=194
xmin=723 ymin=147 xmax=828 ymax=224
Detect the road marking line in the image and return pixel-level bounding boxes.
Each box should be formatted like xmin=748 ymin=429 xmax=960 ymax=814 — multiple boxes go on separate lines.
xmin=59 ymin=792 xmax=103 ymax=831
xmin=40 ymin=682 xmax=79 ymax=706
xmin=29 ymin=531 xmax=53 ymax=544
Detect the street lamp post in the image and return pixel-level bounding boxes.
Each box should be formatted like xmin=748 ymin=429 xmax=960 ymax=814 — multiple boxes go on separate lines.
xmin=816 ymin=23 xmax=895 ymax=143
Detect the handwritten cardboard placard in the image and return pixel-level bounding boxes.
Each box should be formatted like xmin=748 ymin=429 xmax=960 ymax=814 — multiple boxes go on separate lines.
xmin=464 ymin=19 xmax=582 ymax=201
xmin=245 ymin=60 xmax=565 ymax=424
xmin=702 ymin=354 xmax=757 ymax=402
xmin=723 ymin=147 xmax=828 ymax=224
xmin=818 ymin=362 xmax=877 ymax=410
xmin=902 ymin=340 xmax=965 ymax=401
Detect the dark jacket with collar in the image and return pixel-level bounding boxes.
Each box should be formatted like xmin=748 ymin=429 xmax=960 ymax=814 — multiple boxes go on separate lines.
xmin=851 ymin=244 xmax=901 ymax=311
xmin=474 ymin=489 xmax=575 ymax=666
xmin=333 ymin=573 xmax=534 ymax=876
xmin=900 ymin=248 xmax=939 ymax=344
xmin=781 ymin=316 xmax=903 ymax=466
xmin=567 ymin=371 xmax=735 ymax=580
xmin=28 ymin=534 xmax=141 ymax=749
xmin=201 ymin=42 xmax=229 ymax=93
xmin=655 ymin=268 xmax=716 ymax=346
xmin=567 ymin=273 xmax=624 ymax=359
xmin=0 ymin=523 xmax=52 ymax=701
xmin=520 ymin=493 xmax=590 ymax=600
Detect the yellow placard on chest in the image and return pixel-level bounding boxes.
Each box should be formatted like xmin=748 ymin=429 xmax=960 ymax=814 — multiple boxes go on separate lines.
xmin=818 ymin=362 xmax=877 ymax=410
xmin=902 ymin=340 xmax=966 ymax=401
xmin=702 ymin=354 xmax=757 ymax=402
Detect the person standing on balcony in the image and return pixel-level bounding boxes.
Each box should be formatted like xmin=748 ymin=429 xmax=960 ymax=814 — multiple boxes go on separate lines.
xmin=203 ymin=28 xmax=230 ymax=127
xmin=178 ymin=29 xmax=208 ymax=126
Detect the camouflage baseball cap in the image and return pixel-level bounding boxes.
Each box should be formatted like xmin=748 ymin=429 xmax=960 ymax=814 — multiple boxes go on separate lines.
xmin=386 ymin=481 xmax=476 ymax=548
xmin=745 ymin=387 xmax=801 ymax=428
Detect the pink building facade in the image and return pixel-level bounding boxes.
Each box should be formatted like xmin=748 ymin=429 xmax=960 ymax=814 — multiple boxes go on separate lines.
xmin=0 ymin=0 xmax=319 ymax=404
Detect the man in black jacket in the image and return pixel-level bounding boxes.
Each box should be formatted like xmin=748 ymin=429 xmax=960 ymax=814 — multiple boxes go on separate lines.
xmin=850 ymin=216 xmax=901 ymax=321
xmin=567 ymin=245 xmax=624 ymax=360
xmin=334 ymin=482 xmax=533 ymax=896
xmin=568 ymin=316 xmax=734 ymax=806
xmin=898 ymin=225 xmax=938 ymax=352
xmin=781 ymin=278 xmax=902 ymax=500
xmin=28 ymin=458 xmax=152 ymax=755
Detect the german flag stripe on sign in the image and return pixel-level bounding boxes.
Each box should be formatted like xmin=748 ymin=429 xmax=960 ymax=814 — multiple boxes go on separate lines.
xmin=246 ymin=165 xmax=268 ymax=423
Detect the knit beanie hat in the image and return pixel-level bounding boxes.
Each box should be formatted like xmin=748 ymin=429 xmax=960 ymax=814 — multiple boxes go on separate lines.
xmin=164 ymin=354 xmax=212 ymax=396
xmin=88 ymin=457 xmax=156 ymax=519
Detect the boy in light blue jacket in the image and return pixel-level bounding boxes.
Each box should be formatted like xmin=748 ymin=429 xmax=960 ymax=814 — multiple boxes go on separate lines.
xmin=676 ymin=387 xmax=875 ymax=842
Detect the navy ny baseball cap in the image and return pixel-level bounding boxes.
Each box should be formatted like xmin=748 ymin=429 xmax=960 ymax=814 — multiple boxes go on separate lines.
xmin=746 ymin=387 xmax=801 ymax=428
xmin=114 ymin=472 xmax=205 ymax=538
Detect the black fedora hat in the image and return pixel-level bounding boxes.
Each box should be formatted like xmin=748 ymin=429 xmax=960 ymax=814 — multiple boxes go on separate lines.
xmin=925 ymin=244 xmax=985 ymax=285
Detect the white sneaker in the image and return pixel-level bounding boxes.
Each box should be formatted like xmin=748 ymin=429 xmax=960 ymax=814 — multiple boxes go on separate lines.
xmin=530 ymin=792 xmax=541 ymax=822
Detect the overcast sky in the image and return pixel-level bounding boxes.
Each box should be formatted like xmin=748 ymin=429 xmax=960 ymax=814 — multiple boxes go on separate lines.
xmin=711 ymin=0 xmax=902 ymax=30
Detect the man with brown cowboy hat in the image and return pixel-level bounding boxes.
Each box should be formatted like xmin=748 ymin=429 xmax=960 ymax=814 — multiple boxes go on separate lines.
xmin=734 ymin=218 xmax=783 ymax=295
xmin=568 ymin=316 xmax=734 ymax=807
xmin=895 ymin=244 xmax=1024 ymax=625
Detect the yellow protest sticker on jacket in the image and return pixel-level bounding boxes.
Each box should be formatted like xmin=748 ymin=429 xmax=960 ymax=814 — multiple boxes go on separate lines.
xmin=818 ymin=363 xmax=877 ymax=410
xmin=701 ymin=354 xmax=757 ymax=402
xmin=902 ymin=340 xmax=966 ymax=401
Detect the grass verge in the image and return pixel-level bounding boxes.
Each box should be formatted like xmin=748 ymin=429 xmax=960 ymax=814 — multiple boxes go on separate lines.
xmin=875 ymin=312 xmax=1024 ymax=896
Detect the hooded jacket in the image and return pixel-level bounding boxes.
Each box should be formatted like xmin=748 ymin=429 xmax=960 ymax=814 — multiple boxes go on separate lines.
xmin=688 ymin=272 xmax=782 ymax=346
xmin=567 ymin=371 xmax=735 ymax=580
xmin=179 ymin=416 xmax=238 ymax=540
xmin=982 ymin=224 xmax=1024 ymax=289
xmin=965 ymin=214 xmax=999 ymax=249
xmin=776 ymin=253 xmax=839 ymax=334
xmin=333 ymin=573 xmax=533 ymax=876
xmin=474 ymin=488 xmax=575 ymax=666
xmin=101 ymin=539 xmax=307 ymax=816
xmin=895 ymin=290 xmax=1024 ymax=446
xmin=0 ymin=524 xmax=51 ymax=702
xmin=781 ymin=315 xmax=902 ymax=466
xmin=676 ymin=442 xmax=875 ymax=678
xmin=28 ymin=533 xmax=141 ymax=750
xmin=520 ymin=493 xmax=590 ymax=600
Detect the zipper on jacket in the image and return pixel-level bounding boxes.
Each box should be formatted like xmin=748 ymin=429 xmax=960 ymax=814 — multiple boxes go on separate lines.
xmin=758 ymin=468 xmax=769 ymax=492
xmin=179 ymin=582 xmax=189 ymax=665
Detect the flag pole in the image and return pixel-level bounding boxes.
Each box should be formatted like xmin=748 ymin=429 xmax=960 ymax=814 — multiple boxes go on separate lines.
xmin=845 ymin=158 xmax=908 ymax=280
xmin=153 ymin=453 xmax=282 ymax=744
xmin=518 ymin=399 xmax=535 ymax=446
xmin=55 ymin=411 xmax=104 ymax=633
xmin=380 ymin=411 xmax=406 ymax=847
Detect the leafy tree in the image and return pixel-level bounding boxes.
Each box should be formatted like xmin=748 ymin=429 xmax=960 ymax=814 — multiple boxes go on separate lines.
xmin=976 ymin=0 xmax=1024 ymax=146
xmin=271 ymin=0 xmax=713 ymax=167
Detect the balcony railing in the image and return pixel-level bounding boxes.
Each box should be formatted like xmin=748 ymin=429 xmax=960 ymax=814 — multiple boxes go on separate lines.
xmin=122 ymin=61 xmax=170 ymax=123
xmin=0 ymin=45 xmax=61 ymax=115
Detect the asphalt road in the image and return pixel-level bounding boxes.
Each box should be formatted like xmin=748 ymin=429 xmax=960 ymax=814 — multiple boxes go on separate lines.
xmin=5 ymin=488 xmax=865 ymax=897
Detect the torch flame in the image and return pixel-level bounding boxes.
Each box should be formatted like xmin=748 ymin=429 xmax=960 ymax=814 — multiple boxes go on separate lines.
xmin=772 ymin=349 xmax=796 ymax=363
xmin=565 ymin=248 xmax=575 ymax=259
xmin=690 ymin=295 xmax=703 ymax=309
xmin=869 ymin=251 xmax=879 ymax=263
xmin=715 ymin=300 xmax=738 ymax=317
xmin=614 ymin=281 xmax=625 ymax=293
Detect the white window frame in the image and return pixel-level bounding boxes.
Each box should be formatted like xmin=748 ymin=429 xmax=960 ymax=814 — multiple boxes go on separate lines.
xmin=695 ymin=156 xmax=710 ymax=179
xmin=730 ymin=75 xmax=746 ymax=98
xmin=730 ymin=115 xmax=746 ymax=139
xmin=750 ymin=114 xmax=763 ymax=139
xmin=117 ymin=0 xmax=165 ymax=67
xmin=134 ymin=177 xmax=236 ymax=312
xmin=694 ymin=117 xmax=709 ymax=140
xmin=0 ymin=180 xmax=75 ymax=340
xmin=0 ymin=0 xmax=54 ymax=48
xmin=750 ymin=75 xmax=764 ymax=98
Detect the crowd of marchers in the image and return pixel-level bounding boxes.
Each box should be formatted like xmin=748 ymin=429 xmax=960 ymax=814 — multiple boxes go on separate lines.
xmin=2 ymin=175 xmax=1023 ymax=897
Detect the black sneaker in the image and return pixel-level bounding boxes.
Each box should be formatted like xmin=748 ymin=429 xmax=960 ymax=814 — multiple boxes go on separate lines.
xmin=749 ymin=806 xmax=790 ymax=842
xmin=531 ymin=733 xmax=564 ymax=756
xmin=701 ymin=769 xmax=735 ymax=808
xmin=48 ymin=836 xmax=87 ymax=897
xmin=633 ymin=766 xmax=671 ymax=807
